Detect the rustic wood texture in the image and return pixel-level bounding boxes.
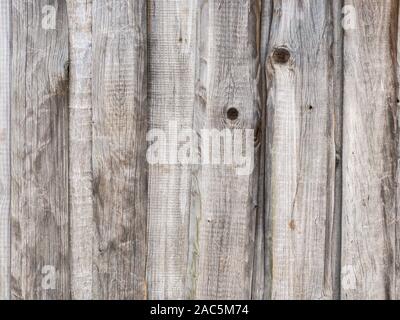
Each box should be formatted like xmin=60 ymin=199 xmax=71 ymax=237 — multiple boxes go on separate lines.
xmin=342 ymin=0 xmax=398 ymax=300
xmin=66 ymin=0 xmax=93 ymax=300
xmin=91 ymin=0 xmax=148 ymax=299
xmin=146 ymin=0 xmax=196 ymax=299
xmin=10 ymin=0 xmax=70 ymax=299
xmin=189 ymin=0 xmax=261 ymax=299
xmin=2 ymin=0 xmax=400 ymax=300
xmin=265 ymin=0 xmax=340 ymax=299
xmin=0 ymin=0 xmax=11 ymax=301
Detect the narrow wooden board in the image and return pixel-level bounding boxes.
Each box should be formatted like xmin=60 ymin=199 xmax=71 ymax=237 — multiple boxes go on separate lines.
xmin=252 ymin=0 xmax=272 ymax=300
xmin=191 ymin=0 xmax=261 ymax=299
xmin=265 ymin=0 xmax=340 ymax=299
xmin=0 ymin=0 xmax=11 ymax=301
xmin=92 ymin=0 xmax=148 ymax=299
xmin=342 ymin=0 xmax=398 ymax=299
xmin=10 ymin=0 xmax=70 ymax=299
xmin=66 ymin=0 xmax=93 ymax=300
xmin=146 ymin=0 xmax=196 ymax=299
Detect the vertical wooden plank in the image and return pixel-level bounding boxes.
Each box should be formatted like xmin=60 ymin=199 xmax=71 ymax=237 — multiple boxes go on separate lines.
xmin=265 ymin=0 xmax=339 ymax=299
xmin=191 ymin=0 xmax=261 ymax=299
xmin=147 ymin=0 xmax=196 ymax=299
xmin=0 ymin=0 xmax=11 ymax=300
xmin=11 ymin=0 xmax=70 ymax=299
xmin=92 ymin=0 xmax=147 ymax=299
xmin=331 ymin=0 xmax=344 ymax=301
xmin=342 ymin=0 xmax=398 ymax=300
xmin=252 ymin=0 xmax=272 ymax=300
xmin=66 ymin=0 xmax=93 ymax=300
xmin=397 ymin=1 xmax=400 ymax=301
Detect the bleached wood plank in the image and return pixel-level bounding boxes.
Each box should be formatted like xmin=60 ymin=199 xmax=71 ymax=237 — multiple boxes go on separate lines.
xmin=265 ymin=0 xmax=339 ymax=299
xmin=92 ymin=0 xmax=147 ymax=299
xmin=191 ymin=0 xmax=261 ymax=299
xmin=342 ymin=0 xmax=398 ymax=300
xmin=146 ymin=0 xmax=196 ymax=299
xmin=66 ymin=0 xmax=93 ymax=300
xmin=331 ymin=0 xmax=344 ymax=301
xmin=11 ymin=0 xmax=70 ymax=299
xmin=252 ymin=0 xmax=272 ymax=300
xmin=0 ymin=0 xmax=11 ymax=301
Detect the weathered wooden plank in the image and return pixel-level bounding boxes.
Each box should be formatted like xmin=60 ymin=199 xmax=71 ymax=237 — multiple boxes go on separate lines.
xmin=190 ymin=0 xmax=261 ymax=299
xmin=252 ymin=0 xmax=272 ymax=300
xmin=265 ymin=0 xmax=339 ymax=299
xmin=146 ymin=0 xmax=196 ymax=299
xmin=92 ymin=0 xmax=147 ymax=299
xmin=331 ymin=0 xmax=344 ymax=301
xmin=0 ymin=0 xmax=11 ymax=301
xmin=396 ymin=1 xmax=400 ymax=301
xmin=66 ymin=0 xmax=93 ymax=300
xmin=342 ymin=0 xmax=398 ymax=300
xmin=11 ymin=0 xmax=70 ymax=299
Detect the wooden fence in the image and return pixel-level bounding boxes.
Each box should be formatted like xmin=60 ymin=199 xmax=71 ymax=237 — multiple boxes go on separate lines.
xmin=0 ymin=0 xmax=399 ymax=300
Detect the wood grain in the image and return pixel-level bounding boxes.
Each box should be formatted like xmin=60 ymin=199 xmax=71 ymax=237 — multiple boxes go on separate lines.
xmin=190 ymin=0 xmax=261 ymax=299
xmin=342 ymin=0 xmax=398 ymax=300
xmin=253 ymin=0 xmax=273 ymax=300
xmin=66 ymin=0 xmax=93 ymax=300
xmin=10 ymin=0 xmax=70 ymax=299
xmin=92 ymin=0 xmax=148 ymax=299
xmin=0 ymin=0 xmax=11 ymax=301
xmin=146 ymin=0 xmax=196 ymax=299
xmin=265 ymin=0 xmax=340 ymax=299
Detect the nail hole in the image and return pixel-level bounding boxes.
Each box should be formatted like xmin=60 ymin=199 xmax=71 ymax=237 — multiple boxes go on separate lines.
xmin=272 ymin=47 xmax=291 ymax=64
xmin=227 ymin=108 xmax=239 ymax=120
xmin=308 ymin=105 xmax=313 ymax=110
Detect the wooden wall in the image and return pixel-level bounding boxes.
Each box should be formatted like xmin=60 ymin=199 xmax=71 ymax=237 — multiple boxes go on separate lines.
xmin=0 ymin=0 xmax=399 ymax=300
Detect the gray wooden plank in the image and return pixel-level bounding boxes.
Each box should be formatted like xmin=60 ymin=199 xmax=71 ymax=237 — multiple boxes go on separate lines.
xmin=331 ymin=0 xmax=344 ymax=301
xmin=66 ymin=0 xmax=93 ymax=300
xmin=10 ymin=0 xmax=70 ymax=299
xmin=92 ymin=0 xmax=148 ymax=299
xmin=146 ymin=0 xmax=196 ymax=299
xmin=190 ymin=0 xmax=261 ymax=299
xmin=252 ymin=0 xmax=273 ymax=300
xmin=0 ymin=0 xmax=11 ymax=301
xmin=342 ymin=0 xmax=398 ymax=300
xmin=265 ymin=0 xmax=339 ymax=299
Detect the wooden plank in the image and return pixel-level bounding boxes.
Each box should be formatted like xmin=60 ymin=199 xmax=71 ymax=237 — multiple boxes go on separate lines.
xmin=342 ymin=0 xmax=398 ymax=300
xmin=252 ymin=0 xmax=272 ymax=300
xmin=265 ymin=0 xmax=339 ymax=299
xmin=190 ymin=0 xmax=261 ymax=299
xmin=146 ymin=0 xmax=196 ymax=299
xmin=0 ymin=0 xmax=11 ymax=301
xmin=10 ymin=0 xmax=70 ymax=299
xmin=66 ymin=0 xmax=93 ymax=300
xmin=331 ymin=0 xmax=344 ymax=301
xmin=92 ymin=0 xmax=147 ymax=299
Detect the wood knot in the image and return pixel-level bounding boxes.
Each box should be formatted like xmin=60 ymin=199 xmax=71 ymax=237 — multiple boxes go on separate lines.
xmin=289 ymin=220 xmax=296 ymax=231
xmin=272 ymin=47 xmax=291 ymax=64
xmin=227 ymin=108 xmax=239 ymax=120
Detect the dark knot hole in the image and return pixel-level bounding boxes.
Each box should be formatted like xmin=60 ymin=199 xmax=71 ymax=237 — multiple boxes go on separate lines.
xmin=227 ymin=108 xmax=239 ymax=120
xmin=272 ymin=47 xmax=291 ymax=64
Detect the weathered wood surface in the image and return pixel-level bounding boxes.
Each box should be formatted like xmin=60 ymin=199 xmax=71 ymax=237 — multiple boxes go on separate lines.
xmin=146 ymin=0 xmax=196 ymax=299
xmin=0 ymin=0 xmax=11 ymax=301
xmin=10 ymin=0 xmax=70 ymax=299
xmin=190 ymin=0 xmax=261 ymax=299
xmin=1 ymin=0 xmax=400 ymax=300
xmin=92 ymin=0 xmax=148 ymax=299
xmin=66 ymin=0 xmax=93 ymax=300
xmin=265 ymin=0 xmax=341 ymax=299
xmin=342 ymin=0 xmax=398 ymax=300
